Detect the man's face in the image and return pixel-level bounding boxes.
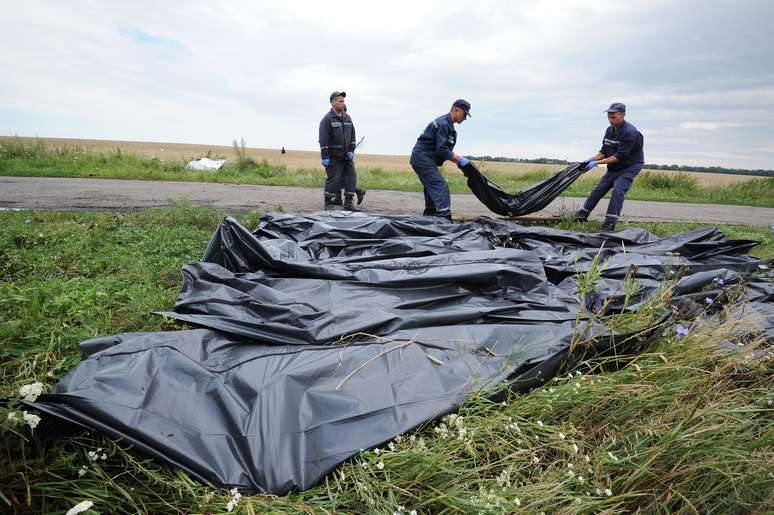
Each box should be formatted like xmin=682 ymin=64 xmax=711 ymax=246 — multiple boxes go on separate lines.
xmin=451 ymin=107 xmax=467 ymax=123
xmin=607 ymin=111 xmax=625 ymax=127
xmin=331 ymin=96 xmax=346 ymax=112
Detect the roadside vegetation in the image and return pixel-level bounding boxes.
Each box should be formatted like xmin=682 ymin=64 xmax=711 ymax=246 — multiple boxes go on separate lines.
xmin=2 ymin=138 xmax=773 ymax=208
xmin=1 ymin=204 xmax=772 ymax=513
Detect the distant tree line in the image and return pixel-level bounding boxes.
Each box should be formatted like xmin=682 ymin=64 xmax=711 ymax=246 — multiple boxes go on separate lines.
xmin=466 ymin=155 xmax=774 ymax=177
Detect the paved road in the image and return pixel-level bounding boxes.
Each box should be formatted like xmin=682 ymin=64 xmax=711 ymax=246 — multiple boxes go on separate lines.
xmin=1 ymin=176 xmax=773 ymax=227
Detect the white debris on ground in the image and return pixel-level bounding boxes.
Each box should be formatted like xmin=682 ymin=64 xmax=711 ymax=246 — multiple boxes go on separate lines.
xmin=185 ymin=158 xmax=226 ymax=171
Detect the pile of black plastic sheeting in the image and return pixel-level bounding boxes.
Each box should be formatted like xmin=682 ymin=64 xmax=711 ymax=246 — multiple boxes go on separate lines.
xmin=25 ymin=213 xmax=773 ymax=495
xmin=460 ymin=161 xmax=586 ymax=216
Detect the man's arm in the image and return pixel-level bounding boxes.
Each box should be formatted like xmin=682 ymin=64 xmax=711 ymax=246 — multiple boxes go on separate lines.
xmin=348 ymin=117 xmax=356 ymax=153
xmin=318 ymin=118 xmax=330 ymax=160
xmin=434 ymin=120 xmax=454 ymax=162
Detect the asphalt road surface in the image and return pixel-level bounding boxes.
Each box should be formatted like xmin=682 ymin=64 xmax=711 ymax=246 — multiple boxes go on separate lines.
xmin=1 ymin=176 xmax=773 ymax=227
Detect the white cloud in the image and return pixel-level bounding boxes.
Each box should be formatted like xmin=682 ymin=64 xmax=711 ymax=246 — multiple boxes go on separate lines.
xmin=680 ymin=122 xmax=742 ymax=130
xmin=1 ymin=0 xmax=773 ymax=168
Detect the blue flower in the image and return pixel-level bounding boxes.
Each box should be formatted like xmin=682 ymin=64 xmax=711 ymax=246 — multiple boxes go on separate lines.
xmin=675 ymin=325 xmax=689 ymax=337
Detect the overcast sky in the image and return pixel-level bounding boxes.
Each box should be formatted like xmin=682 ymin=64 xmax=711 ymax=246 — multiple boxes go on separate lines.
xmin=2 ymin=0 xmax=773 ymax=168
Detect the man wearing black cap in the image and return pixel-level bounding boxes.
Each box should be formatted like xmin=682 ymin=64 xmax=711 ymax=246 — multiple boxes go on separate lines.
xmin=409 ymin=99 xmax=471 ymax=221
xmin=575 ymin=102 xmax=644 ymax=231
xmin=318 ymin=91 xmax=365 ymax=210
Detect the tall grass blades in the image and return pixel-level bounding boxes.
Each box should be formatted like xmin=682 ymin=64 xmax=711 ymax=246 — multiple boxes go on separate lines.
xmin=232 ymin=138 xmax=256 ymax=172
xmin=0 ymin=210 xmax=772 ymax=513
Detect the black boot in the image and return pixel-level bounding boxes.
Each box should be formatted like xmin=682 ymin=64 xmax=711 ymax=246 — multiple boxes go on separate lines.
xmin=324 ymin=194 xmax=336 ymax=211
xmin=355 ymin=187 xmax=366 ymax=205
xmin=331 ymin=193 xmax=343 ymax=206
xmin=343 ymin=193 xmax=358 ymax=211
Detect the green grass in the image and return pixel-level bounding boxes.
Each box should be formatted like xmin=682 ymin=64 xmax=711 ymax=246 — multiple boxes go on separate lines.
xmin=2 ymin=138 xmax=774 ymax=208
xmin=1 ymin=206 xmax=773 ymax=513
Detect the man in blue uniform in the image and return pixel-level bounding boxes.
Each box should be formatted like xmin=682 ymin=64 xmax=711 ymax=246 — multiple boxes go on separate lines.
xmin=410 ymin=99 xmax=472 ymax=221
xmin=575 ymin=102 xmax=644 ymax=231
xmin=318 ymin=91 xmax=365 ymax=211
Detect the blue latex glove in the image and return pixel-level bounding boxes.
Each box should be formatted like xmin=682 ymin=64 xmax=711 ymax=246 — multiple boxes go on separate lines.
xmin=346 ymin=152 xmax=354 ymax=161
xmin=458 ymin=157 xmax=471 ymax=168
xmin=584 ymin=160 xmax=598 ymax=171
xmin=321 ymin=158 xmax=330 ymax=167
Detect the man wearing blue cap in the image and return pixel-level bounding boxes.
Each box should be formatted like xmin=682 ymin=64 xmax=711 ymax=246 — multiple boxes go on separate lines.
xmin=575 ymin=102 xmax=644 ymax=231
xmin=318 ymin=91 xmax=365 ymax=211
xmin=410 ymin=99 xmax=472 ymax=221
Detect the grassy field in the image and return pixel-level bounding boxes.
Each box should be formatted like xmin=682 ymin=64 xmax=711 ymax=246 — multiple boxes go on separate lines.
xmin=1 ymin=205 xmax=772 ymax=513
xmin=2 ymin=137 xmax=773 ymax=208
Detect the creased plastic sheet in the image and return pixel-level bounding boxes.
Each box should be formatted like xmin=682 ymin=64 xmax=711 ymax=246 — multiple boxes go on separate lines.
xmin=460 ymin=162 xmax=586 ymax=216
xmin=28 ymin=213 xmax=773 ymax=495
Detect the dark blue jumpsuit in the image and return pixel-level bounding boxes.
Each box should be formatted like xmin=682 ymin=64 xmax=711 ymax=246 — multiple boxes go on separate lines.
xmin=410 ymin=113 xmax=457 ymax=219
xmin=578 ymin=120 xmax=644 ymax=226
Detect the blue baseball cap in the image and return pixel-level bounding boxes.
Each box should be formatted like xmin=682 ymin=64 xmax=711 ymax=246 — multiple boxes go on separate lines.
xmin=605 ymin=102 xmax=626 ymax=113
xmin=452 ymin=99 xmax=471 ymax=117
xmin=329 ymin=91 xmax=346 ymax=102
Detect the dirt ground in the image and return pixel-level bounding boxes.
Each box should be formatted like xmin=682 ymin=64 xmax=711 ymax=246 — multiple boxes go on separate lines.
xmin=2 ymin=136 xmax=758 ymax=187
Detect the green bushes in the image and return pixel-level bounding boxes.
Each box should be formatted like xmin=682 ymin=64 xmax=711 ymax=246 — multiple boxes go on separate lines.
xmin=637 ymin=170 xmax=699 ymax=190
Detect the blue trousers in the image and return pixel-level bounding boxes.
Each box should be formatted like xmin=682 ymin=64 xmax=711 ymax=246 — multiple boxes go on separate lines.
xmin=410 ymin=154 xmax=451 ymax=218
xmin=578 ymin=163 xmax=642 ymax=225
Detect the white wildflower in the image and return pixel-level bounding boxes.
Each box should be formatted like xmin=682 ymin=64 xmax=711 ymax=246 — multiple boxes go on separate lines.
xmin=409 ymin=435 xmax=416 ymax=443
xmin=66 ymin=500 xmax=94 ymax=515
xmin=23 ymin=411 xmax=41 ymax=429
xmin=395 ymin=435 xmax=403 ymax=443
xmin=374 ymin=447 xmax=381 ymax=455
xmin=7 ymin=411 xmax=17 ymax=421
xmin=536 ymin=420 xmax=544 ymax=427
xmin=575 ymin=497 xmax=582 ymax=504
xmin=417 ymin=438 xmax=426 ymax=450
xmin=567 ymin=470 xmax=575 ymax=478
xmin=87 ymin=451 xmax=98 ymax=461
xmin=596 ymin=488 xmax=602 ymax=495
xmin=605 ymin=488 xmax=613 ymax=497
xmin=584 ymin=454 xmax=590 ymax=463
xmin=19 ymin=382 xmax=44 ymax=403
xmin=78 ymin=466 xmax=88 ymax=477
xmin=607 ymin=451 xmax=618 ymax=462
xmin=360 ymin=461 xmax=369 ymax=469
xmin=225 ymin=488 xmax=242 ymax=513
xmin=410 ymin=511 xmax=418 ymax=515
xmin=388 ymin=442 xmax=396 ymax=451
xmin=100 ymin=453 xmax=107 ymax=461
xmin=514 ymin=497 xmax=521 ymax=506
xmin=567 ymin=463 xmax=574 ymax=469
xmin=532 ymin=456 xmax=540 ymax=464
xmin=575 ymin=371 xmax=582 ymax=377
xmin=572 ymin=443 xmax=579 ymax=453
xmin=577 ymin=475 xmax=584 ymax=483
xmin=376 ymin=461 xmax=385 ymax=470
xmin=559 ymin=432 xmax=566 ymax=440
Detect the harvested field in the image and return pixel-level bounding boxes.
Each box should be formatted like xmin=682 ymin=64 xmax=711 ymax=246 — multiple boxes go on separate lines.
xmin=2 ymin=136 xmax=755 ymax=187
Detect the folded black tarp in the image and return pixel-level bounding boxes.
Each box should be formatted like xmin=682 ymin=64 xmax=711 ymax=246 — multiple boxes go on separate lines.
xmin=26 ymin=213 xmax=772 ymax=495
xmin=461 ymin=162 xmax=586 ymax=216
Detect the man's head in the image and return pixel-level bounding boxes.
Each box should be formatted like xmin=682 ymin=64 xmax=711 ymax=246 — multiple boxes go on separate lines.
xmin=330 ymin=91 xmax=346 ymax=114
xmin=605 ymin=102 xmax=626 ymax=128
xmin=450 ymin=99 xmax=471 ymax=123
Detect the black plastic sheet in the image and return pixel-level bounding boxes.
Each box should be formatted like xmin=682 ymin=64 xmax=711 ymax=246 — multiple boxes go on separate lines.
xmin=461 ymin=162 xmax=586 ymax=216
xmin=26 ymin=213 xmax=773 ymax=495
